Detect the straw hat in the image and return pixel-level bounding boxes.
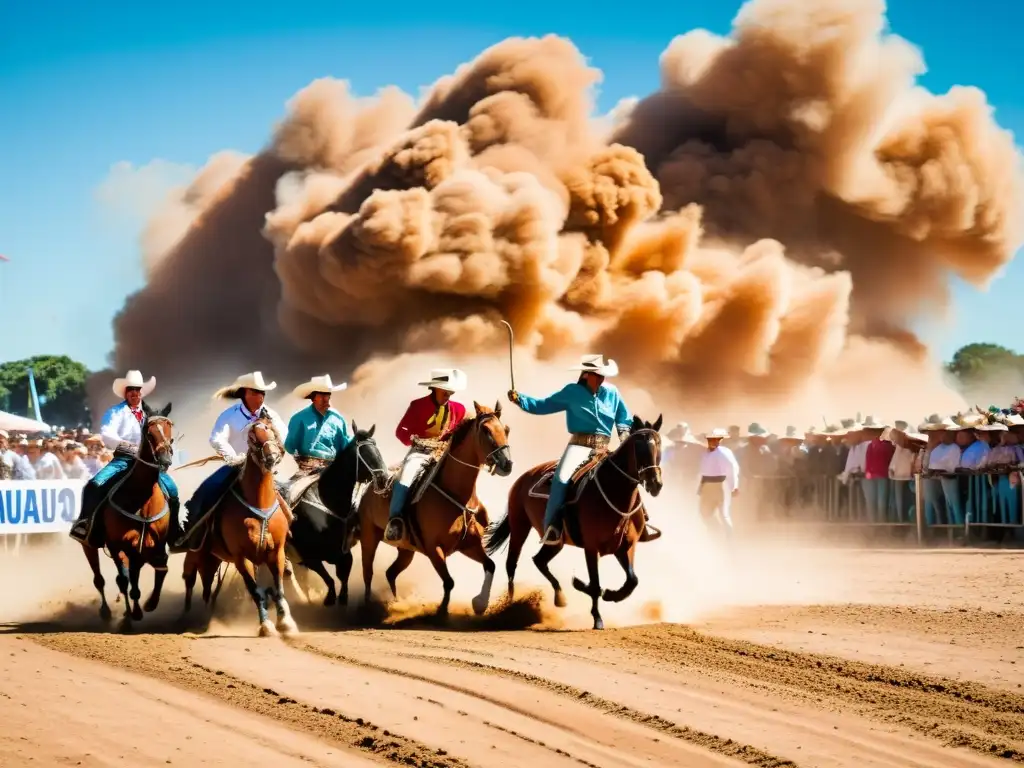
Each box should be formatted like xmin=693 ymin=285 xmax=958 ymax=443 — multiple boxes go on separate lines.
xmin=213 ymin=372 xmax=278 ymax=400
xmin=778 ymin=426 xmax=804 ymax=442
xmin=704 ymin=428 xmax=730 ymax=440
xmin=112 ymin=370 xmax=155 ymax=400
xmin=291 ymin=374 xmax=347 ymax=400
xmin=667 ymin=422 xmax=703 ymax=446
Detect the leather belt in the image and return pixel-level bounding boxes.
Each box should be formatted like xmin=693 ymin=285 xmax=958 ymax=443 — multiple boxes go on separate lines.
xmin=700 ymin=475 xmax=726 ymax=483
xmin=569 ymin=433 xmax=610 ymax=449
xmin=296 ymin=456 xmax=329 ymax=473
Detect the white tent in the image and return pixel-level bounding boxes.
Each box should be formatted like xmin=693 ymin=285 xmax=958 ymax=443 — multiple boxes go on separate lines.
xmin=0 ymin=410 xmax=50 ymax=433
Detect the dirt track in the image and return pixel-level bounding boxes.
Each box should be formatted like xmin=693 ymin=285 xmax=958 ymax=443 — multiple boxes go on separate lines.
xmin=4 ymin=546 xmax=1024 ymax=767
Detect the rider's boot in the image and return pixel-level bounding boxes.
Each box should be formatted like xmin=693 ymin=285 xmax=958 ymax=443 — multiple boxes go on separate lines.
xmin=637 ymin=507 xmax=662 ymax=542
xmin=166 ymin=495 xmax=182 ymax=545
xmin=384 ymin=484 xmax=409 ymax=544
xmin=168 ymin=499 xmax=195 ymax=554
xmin=541 ymin=481 xmax=567 ymax=546
xmin=69 ymin=483 xmax=102 ymax=545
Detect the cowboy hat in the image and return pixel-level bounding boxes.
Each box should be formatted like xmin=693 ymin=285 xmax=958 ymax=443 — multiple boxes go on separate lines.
xmin=292 ymin=374 xmax=347 ymax=400
xmin=976 ymin=420 xmax=1009 ymax=432
xmin=820 ymin=423 xmax=848 ymax=437
xmin=860 ymin=415 xmax=888 ymax=430
xmin=417 ymin=368 xmax=468 ymax=393
xmin=1000 ymin=413 xmax=1024 ymax=427
xmin=745 ymin=422 xmax=772 ymax=439
xmin=778 ymin=426 xmax=803 ymax=441
xmin=112 ymin=370 xmax=155 ymax=400
xmin=904 ymin=430 xmax=928 ymax=443
xmin=213 ymin=372 xmax=278 ymax=399
xmin=666 ymin=422 xmax=703 ymax=446
xmin=704 ymin=428 xmax=730 ymax=440
xmin=920 ymin=415 xmax=963 ymax=432
xmin=569 ymin=354 xmax=619 ymax=378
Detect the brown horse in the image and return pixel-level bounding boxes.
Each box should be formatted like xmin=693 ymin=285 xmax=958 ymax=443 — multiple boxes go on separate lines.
xmin=485 ymin=415 xmax=663 ymax=629
xmin=81 ymin=402 xmax=175 ymax=626
xmin=182 ymin=412 xmax=295 ymax=637
xmin=355 ymin=401 xmax=513 ymax=615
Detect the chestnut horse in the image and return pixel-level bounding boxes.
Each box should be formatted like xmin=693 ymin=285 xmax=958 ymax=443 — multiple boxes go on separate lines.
xmin=355 ymin=401 xmax=513 ymax=615
xmin=485 ymin=415 xmax=663 ymax=629
xmin=81 ymin=402 xmax=175 ymax=626
xmin=182 ymin=413 xmax=295 ymax=637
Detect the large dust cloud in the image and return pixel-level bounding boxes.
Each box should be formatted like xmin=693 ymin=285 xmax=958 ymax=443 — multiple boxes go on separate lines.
xmin=104 ymin=0 xmax=1023 ymax=425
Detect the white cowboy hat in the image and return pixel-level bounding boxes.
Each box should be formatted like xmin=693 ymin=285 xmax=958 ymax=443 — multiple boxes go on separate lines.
xmin=1001 ymin=413 xmax=1024 ymax=427
xmin=417 ymin=368 xmax=468 ymax=393
xmin=904 ymin=430 xmax=928 ymax=443
xmin=112 ymin=370 xmax=155 ymax=400
xmin=778 ymin=426 xmax=804 ymax=441
xmin=213 ymin=371 xmax=278 ymax=399
xmin=292 ymin=374 xmax=347 ymax=400
xmin=920 ymin=414 xmax=963 ymax=432
xmin=569 ymin=354 xmax=619 ymax=378
xmin=976 ymin=420 xmax=1009 ymax=432
xmin=860 ymin=415 xmax=889 ymax=430
xmin=666 ymin=422 xmax=703 ymax=446
xmin=704 ymin=428 xmax=730 ymax=440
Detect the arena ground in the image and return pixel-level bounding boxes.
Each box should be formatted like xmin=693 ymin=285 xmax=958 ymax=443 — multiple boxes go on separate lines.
xmin=3 ymin=541 xmax=1024 ymax=767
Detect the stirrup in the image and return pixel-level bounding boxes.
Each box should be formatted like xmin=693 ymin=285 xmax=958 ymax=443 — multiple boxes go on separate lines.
xmin=384 ymin=519 xmax=405 ymax=543
xmin=639 ymin=523 xmax=662 ymax=542
xmin=541 ymin=525 xmax=563 ymax=546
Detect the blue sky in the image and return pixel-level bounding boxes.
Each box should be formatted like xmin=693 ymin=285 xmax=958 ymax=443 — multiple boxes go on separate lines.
xmin=1 ymin=0 xmax=1022 ymax=371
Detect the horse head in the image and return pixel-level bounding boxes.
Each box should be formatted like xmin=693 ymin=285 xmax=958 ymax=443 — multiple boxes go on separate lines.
xmin=626 ymin=413 xmax=663 ymax=496
xmin=246 ymin=410 xmax=284 ymax=472
xmin=141 ymin=401 xmax=174 ymax=470
xmin=463 ymin=400 xmax=513 ymax=477
xmin=350 ymin=421 xmax=388 ymax=491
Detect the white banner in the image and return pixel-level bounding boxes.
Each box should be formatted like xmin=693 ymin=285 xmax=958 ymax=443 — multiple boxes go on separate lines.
xmin=0 ymin=479 xmax=86 ymax=535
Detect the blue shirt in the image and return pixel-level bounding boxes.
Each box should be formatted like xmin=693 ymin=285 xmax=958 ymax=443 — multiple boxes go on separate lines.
xmin=284 ymin=405 xmax=353 ymax=460
xmin=959 ymin=440 xmax=991 ymax=470
xmin=515 ymin=382 xmax=632 ymax=437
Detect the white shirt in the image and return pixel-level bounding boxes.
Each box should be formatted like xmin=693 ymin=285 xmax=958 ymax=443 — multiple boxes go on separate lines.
xmin=32 ymin=453 xmax=66 ymax=480
xmin=63 ymin=456 xmax=92 ymax=480
xmin=839 ymin=441 xmax=869 ymax=481
xmin=699 ymin=446 xmax=740 ymax=493
xmin=209 ymin=402 xmax=288 ymax=460
xmin=100 ymin=401 xmax=145 ymax=450
xmin=889 ymin=446 xmax=917 ymax=480
xmin=926 ymin=443 xmax=962 ymax=473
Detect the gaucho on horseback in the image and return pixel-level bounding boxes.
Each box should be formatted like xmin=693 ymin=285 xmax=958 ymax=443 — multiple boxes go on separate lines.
xmin=508 ymin=354 xmax=661 ymax=546
xmin=283 ymin=374 xmax=353 ymax=484
xmin=384 ymin=368 xmax=468 ymax=544
xmin=69 ymin=370 xmax=181 ymax=546
xmin=171 ymin=372 xmax=287 ymax=553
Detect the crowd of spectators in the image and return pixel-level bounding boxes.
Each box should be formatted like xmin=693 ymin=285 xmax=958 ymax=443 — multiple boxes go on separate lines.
xmin=0 ymin=427 xmax=113 ymax=481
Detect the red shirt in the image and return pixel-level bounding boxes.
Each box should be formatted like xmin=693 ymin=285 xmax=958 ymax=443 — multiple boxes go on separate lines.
xmin=395 ymin=395 xmax=467 ymax=446
xmin=864 ymin=439 xmax=895 ymax=479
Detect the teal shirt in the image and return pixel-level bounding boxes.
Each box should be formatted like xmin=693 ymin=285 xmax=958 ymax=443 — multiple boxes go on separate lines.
xmin=515 ymin=382 xmax=632 ymax=437
xmin=284 ymin=405 xmax=353 ymax=460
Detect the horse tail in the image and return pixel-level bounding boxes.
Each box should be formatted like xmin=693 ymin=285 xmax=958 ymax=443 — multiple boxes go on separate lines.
xmin=484 ymin=513 xmax=511 ymax=556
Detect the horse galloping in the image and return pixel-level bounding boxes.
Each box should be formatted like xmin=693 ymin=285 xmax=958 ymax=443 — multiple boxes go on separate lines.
xmin=80 ymin=402 xmax=175 ymax=626
xmin=286 ymin=422 xmax=389 ymax=607
xmin=182 ymin=413 xmax=295 ymax=637
xmin=485 ymin=414 xmax=663 ymax=629
xmin=355 ymin=401 xmax=513 ymax=616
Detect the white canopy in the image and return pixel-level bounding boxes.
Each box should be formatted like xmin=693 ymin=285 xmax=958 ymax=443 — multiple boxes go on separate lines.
xmin=0 ymin=410 xmax=50 ymax=433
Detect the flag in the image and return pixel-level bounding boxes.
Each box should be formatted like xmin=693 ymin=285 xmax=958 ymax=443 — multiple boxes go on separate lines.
xmin=26 ymin=367 xmax=42 ymax=422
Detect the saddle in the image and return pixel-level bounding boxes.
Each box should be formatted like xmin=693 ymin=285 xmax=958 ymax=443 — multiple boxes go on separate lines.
xmin=384 ymin=438 xmax=448 ymax=514
xmin=277 ymin=472 xmax=323 ymax=509
xmin=527 ymin=450 xmax=608 ymax=506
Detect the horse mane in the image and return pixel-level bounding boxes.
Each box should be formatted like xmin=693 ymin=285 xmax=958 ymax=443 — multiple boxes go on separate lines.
xmin=447 ymin=414 xmax=480 ymax=447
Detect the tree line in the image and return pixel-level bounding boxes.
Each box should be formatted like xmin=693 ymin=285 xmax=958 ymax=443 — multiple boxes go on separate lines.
xmin=0 ymin=344 xmax=1021 ymax=428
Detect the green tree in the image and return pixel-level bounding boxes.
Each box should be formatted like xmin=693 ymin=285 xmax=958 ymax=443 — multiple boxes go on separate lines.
xmin=946 ymin=343 xmax=1024 ymax=382
xmin=0 ymin=356 xmax=92 ymax=427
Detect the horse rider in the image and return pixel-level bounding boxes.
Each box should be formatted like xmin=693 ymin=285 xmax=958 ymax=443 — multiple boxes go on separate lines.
xmin=508 ymin=354 xmax=660 ymax=546
xmin=69 ymin=370 xmax=180 ymax=546
xmin=283 ymin=374 xmax=354 ymax=483
xmin=384 ymin=368 xmax=468 ymax=544
xmin=170 ymin=372 xmax=288 ymax=553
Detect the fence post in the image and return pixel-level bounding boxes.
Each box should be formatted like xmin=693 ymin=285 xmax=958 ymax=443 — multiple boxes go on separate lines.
xmin=914 ymin=473 xmax=923 ymax=546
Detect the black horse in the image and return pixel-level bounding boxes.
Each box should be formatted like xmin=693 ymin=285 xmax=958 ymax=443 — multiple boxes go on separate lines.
xmin=283 ymin=422 xmax=388 ymax=606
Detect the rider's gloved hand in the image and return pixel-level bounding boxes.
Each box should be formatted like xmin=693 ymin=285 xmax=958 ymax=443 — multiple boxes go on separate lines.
xmin=507 ymin=389 xmax=520 ymax=404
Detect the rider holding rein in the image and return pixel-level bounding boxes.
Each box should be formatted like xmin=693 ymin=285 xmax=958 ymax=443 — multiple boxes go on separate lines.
xmin=284 ymin=374 xmax=353 ymax=478
xmin=509 ymin=354 xmax=659 ymax=546
xmin=171 ymin=372 xmax=287 ymax=553
xmin=385 ymin=368 xmax=468 ymax=544
xmin=69 ymin=370 xmax=180 ymax=546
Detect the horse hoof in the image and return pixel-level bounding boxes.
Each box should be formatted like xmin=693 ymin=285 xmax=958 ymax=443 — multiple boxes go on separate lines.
xmin=554 ymin=590 xmax=567 ymax=608
xmin=143 ymin=598 xmax=159 ymax=613
xmin=338 ymin=592 xmax=348 ymax=607
xmin=258 ymin=621 xmax=277 ymax=638
xmin=277 ymin=617 xmax=299 ymax=636
xmin=471 ymin=596 xmax=488 ymax=616
xmin=323 ymin=594 xmax=336 ymax=607
xmin=592 ymin=618 xmax=605 ymax=630
xmin=131 ymin=607 xmax=144 ymax=622
xmin=99 ymin=604 xmax=112 ymax=621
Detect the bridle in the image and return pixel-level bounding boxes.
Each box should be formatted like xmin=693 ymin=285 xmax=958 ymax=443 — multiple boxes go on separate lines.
xmin=246 ymin=420 xmax=283 ymax=470
xmin=352 ymin=435 xmax=387 ymax=489
xmin=593 ymin=427 xmax=663 ymax=519
xmin=446 ymin=412 xmax=510 ymax=475
xmin=137 ymin=416 xmax=174 ymax=470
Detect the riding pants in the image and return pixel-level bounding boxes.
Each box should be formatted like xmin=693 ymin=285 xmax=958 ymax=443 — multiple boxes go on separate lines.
xmin=698 ymin=477 xmax=733 ymax=537
xmin=388 ymin=448 xmax=433 ymax=520
xmin=543 ymin=442 xmax=593 ymax=533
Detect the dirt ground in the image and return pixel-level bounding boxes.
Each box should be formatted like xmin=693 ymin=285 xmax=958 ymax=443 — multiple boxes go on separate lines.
xmin=3 ymin=536 xmax=1024 ymax=767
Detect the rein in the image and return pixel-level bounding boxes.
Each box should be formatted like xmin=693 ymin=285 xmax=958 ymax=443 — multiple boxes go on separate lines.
xmin=300 ymin=436 xmax=384 ymax=520
xmin=230 ymin=419 xmax=284 ymax=550
xmin=105 ymin=416 xmax=174 ymax=553
xmin=592 ymin=428 xmax=661 ymax=520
